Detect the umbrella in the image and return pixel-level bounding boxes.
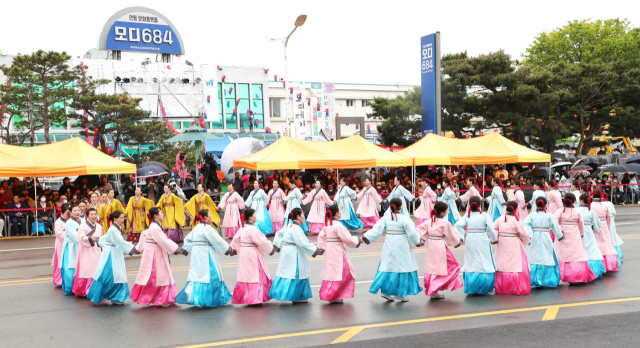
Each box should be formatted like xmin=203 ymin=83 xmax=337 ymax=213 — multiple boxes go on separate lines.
xmin=506 ymin=163 xmax=525 ymax=172
xmin=568 ymin=165 xmax=594 ymax=174
xmin=73 ymin=175 xmax=100 ymax=189
xmin=598 ymin=164 xmax=633 ymax=175
xmin=625 ymin=154 xmax=640 ymax=164
xmin=551 ymin=162 xmax=572 ymax=169
xmin=137 ymin=166 xmax=168 ymax=178
xmin=525 ymin=168 xmax=548 ymax=178
xmin=551 ymin=152 xmax=566 ymax=160
xmin=221 ymin=138 xmax=266 ymax=181
xmin=625 ymin=163 xmax=640 ymax=173
xmin=139 ymin=161 xmax=170 ymax=172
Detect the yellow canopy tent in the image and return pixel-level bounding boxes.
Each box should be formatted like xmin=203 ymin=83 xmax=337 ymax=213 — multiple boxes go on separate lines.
xmin=398 ymin=132 xmax=551 ymax=165
xmin=233 ymin=135 xmax=413 ymax=170
xmin=0 ymin=138 xmax=136 ymax=176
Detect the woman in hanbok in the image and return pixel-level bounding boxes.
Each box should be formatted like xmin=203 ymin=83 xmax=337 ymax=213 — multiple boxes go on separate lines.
xmin=270 ymin=208 xmax=319 ymax=303
xmin=99 ymin=193 xmax=110 ymax=232
xmin=417 ymin=201 xmax=463 ymax=299
xmin=78 ymin=200 xmax=87 ymax=223
xmin=493 ymin=201 xmax=531 ymax=295
xmin=282 ymin=181 xmax=309 ymax=233
xmin=87 ymin=193 xmax=104 ymax=230
xmin=218 ymin=183 xmax=245 ymax=238
xmin=185 ymin=184 xmax=220 ymax=228
xmin=459 ymin=178 xmax=482 ymax=217
xmin=547 ymin=182 xmax=563 ymax=214
xmin=488 ymin=178 xmax=506 ymax=222
xmin=333 ymin=177 xmax=364 ymax=231
xmin=130 ymin=207 xmax=188 ymax=307
xmin=523 ymin=197 xmax=563 ymax=288
xmin=553 ymin=194 xmax=597 ymax=284
xmin=126 ymin=187 xmax=154 ymax=242
xmin=176 ymin=209 xmax=233 ymax=308
xmin=439 ymin=178 xmax=460 ymax=225
xmin=514 ymin=182 xmax=529 ymax=220
xmin=267 ymin=181 xmax=286 ymax=232
xmin=361 ymin=198 xmax=423 ymax=302
xmin=317 ymin=205 xmax=361 ymax=303
xmin=589 ymin=191 xmax=619 ymax=272
xmin=107 ymin=189 xmax=127 ymax=223
xmin=156 ymin=185 xmax=186 ymax=243
xmin=88 ymin=210 xmax=136 ymax=305
xmin=230 ymin=208 xmax=276 ymax=305
xmin=73 ymin=208 xmax=103 ymax=297
xmin=577 ymin=194 xmax=606 ymax=278
xmin=414 ymin=179 xmax=437 ymax=226
xmin=602 ymin=193 xmax=623 ymax=263
xmin=385 ymin=176 xmax=415 ymax=218
xmin=302 ymin=181 xmax=333 ymax=234
xmin=571 ymin=182 xmax=582 ymax=208
xmin=245 ymin=181 xmax=274 ymax=235
xmin=51 ymin=203 xmax=70 ymax=286
xmin=61 ymin=205 xmax=82 ymax=295
xmin=356 ymin=177 xmax=383 ymax=229
xmin=454 ymin=196 xmax=498 ymax=295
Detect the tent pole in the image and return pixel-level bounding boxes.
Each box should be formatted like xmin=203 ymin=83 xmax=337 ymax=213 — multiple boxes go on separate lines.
xmin=412 ymin=164 xmax=416 ymax=212
xmin=34 ymin=177 xmax=38 ymax=236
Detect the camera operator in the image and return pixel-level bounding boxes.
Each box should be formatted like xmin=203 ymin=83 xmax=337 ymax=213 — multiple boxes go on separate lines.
xmin=201 ymin=154 xmax=220 ymax=193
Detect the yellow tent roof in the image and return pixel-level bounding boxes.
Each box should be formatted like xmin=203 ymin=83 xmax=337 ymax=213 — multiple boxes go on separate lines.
xmin=398 ymin=132 xmax=551 ymax=165
xmin=233 ymin=135 xmax=413 ymax=170
xmin=0 ymin=138 xmax=136 ymax=176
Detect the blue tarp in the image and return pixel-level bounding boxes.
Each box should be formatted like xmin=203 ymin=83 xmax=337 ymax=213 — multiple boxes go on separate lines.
xmin=205 ymin=136 xmax=232 ymax=157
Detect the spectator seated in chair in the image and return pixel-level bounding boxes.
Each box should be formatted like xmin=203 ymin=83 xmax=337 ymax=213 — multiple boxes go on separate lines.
xmin=7 ymin=195 xmax=29 ymax=236
xmin=34 ymin=195 xmax=53 ymax=234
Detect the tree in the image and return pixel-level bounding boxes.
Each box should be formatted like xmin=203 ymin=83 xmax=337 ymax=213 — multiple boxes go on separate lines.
xmin=142 ymin=141 xmax=197 ymax=170
xmin=368 ymin=88 xmax=423 ymax=147
xmin=121 ymin=120 xmax=173 ymax=160
xmin=524 ymin=19 xmax=640 ymax=154
xmin=0 ymin=50 xmax=80 ymax=145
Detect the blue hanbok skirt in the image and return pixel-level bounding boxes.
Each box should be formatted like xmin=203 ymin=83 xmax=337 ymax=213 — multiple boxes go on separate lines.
xmin=61 ymin=246 xmax=75 ymax=296
xmin=369 ymin=264 xmax=422 ymax=297
xmin=340 ymin=205 xmax=364 ymax=231
xmin=255 ymin=206 xmax=274 ymax=235
xmin=615 ymin=246 xmax=623 ymax=261
xmin=530 ymin=252 xmax=560 ymax=288
xmin=268 ymin=261 xmax=312 ymax=302
xmin=447 ymin=210 xmax=458 ymax=226
xmin=463 ymin=273 xmax=495 ymax=295
xmin=492 ymin=204 xmax=502 ymax=222
xmin=588 ymin=260 xmax=606 ymax=278
xmin=175 ymin=254 xmax=232 ymax=308
xmin=88 ymin=254 xmax=130 ymax=303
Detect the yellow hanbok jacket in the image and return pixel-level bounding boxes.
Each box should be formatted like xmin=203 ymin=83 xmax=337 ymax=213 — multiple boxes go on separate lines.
xmin=126 ymin=196 xmax=155 ymax=234
xmin=156 ymin=193 xmax=185 ymax=229
xmin=108 ymin=199 xmax=127 ymax=219
xmin=99 ymin=203 xmax=110 ymax=232
xmin=185 ymin=192 xmax=220 ymax=227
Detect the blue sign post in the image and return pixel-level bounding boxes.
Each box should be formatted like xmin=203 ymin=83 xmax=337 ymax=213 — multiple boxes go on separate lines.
xmin=420 ymin=32 xmax=441 ymax=136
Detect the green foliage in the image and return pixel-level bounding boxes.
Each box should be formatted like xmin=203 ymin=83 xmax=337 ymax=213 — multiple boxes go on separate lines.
xmin=368 ymin=88 xmax=423 ymax=147
xmin=142 ymin=141 xmax=198 ymax=170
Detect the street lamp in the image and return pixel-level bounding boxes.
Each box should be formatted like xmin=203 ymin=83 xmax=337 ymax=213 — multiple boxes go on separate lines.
xmin=268 ymin=14 xmax=307 ymax=136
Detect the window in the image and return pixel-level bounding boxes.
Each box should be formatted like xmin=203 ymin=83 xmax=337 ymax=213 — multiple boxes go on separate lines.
xmin=212 ymin=83 xmax=224 ymax=129
xmin=362 ymin=100 xmax=369 ymax=107
xmin=270 ymin=99 xmax=282 ymax=118
xmin=251 ymin=84 xmax=264 ymax=129
xmin=346 ymin=99 xmax=354 ymax=107
xmin=224 ymin=83 xmax=237 ymax=129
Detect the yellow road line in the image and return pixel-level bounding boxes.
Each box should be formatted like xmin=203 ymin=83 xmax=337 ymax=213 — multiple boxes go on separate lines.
xmin=177 ymin=296 xmax=640 ymax=347
xmin=541 ymin=306 xmax=560 ymax=321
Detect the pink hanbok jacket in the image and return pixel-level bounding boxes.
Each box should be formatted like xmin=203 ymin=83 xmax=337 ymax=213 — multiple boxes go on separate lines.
xmin=459 ymin=185 xmax=482 ymax=215
xmin=267 ymin=188 xmax=286 ymax=223
xmin=417 ymin=218 xmax=461 ymax=276
xmin=230 ymin=223 xmax=275 ymax=283
xmin=134 ymin=221 xmax=180 ymax=286
xmin=554 ymin=208 xmax=588 ymax=262
xmin=52 ymin=217 xmax=67 ymax=267
xmin=547 ymin=190 xmax=563 ymax=214
xmin=493 ymin=215 xmax=530 ymax=272
xmin=317 ymin=221 xmax=360 ymax=281
xmin=302 ymin=188 xmax=333 ymax=223
xmin=514 ymin=190 xmax=529 ymax=219
xmin=590 ymin=201 xmax=617 ymax=256
xmin=76 ymin=221 xmax=103 ymax=278
xmin=414 ymin=186 xmax=437 ymax=219
xmin=219 ymin=191 xmax=245 ymax=228
xmin=356 ymin=186 xmax=382 ymax=218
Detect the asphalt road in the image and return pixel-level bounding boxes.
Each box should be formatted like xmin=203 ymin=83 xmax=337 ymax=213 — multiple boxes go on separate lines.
xmin=0 ymin=207 xmax=639 ymax=348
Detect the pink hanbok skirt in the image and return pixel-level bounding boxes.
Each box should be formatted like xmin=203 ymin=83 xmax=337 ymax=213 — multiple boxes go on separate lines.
xmin=416 ymin=218 xmax=429 ymax=227
xmin=130 ymin=258 xmax=179 ymax=306
xmin=225 ymin=226 xmax=240 ymax=239
xmin=272 ymin=222 xmax=284 ymax=233
xmin=232 ymin=261 xmax=272 ymax=305
xmin=309 ymin=223 xmax=324 ymax=234
xmin=603 ymin=255 xmax=619 ymax=272
xmin=423 ymin=247 xmax=463 ymax=296
xmin=495 ymin=244 xmax=531 ymax=295
xmin=559 ymin=261 xmax=597 ymax=283
xmin=72 ymin=274 xmax=94 ymax=297
xmin=52 ymin=250 xmax=62 ymax=286
xmin=361 ymin=215 xmax=379 ymax=229
xmin=319 ymin=252 xmax=355 ymax=301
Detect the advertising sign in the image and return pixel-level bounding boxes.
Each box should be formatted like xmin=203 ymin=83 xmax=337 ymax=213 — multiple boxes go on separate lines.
xmin=420 ymin=32 xmax=440 ymax=135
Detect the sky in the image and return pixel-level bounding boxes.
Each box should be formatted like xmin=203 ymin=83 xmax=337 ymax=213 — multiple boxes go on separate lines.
xmin=2 ymin=0 xmax=639 ymax=86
